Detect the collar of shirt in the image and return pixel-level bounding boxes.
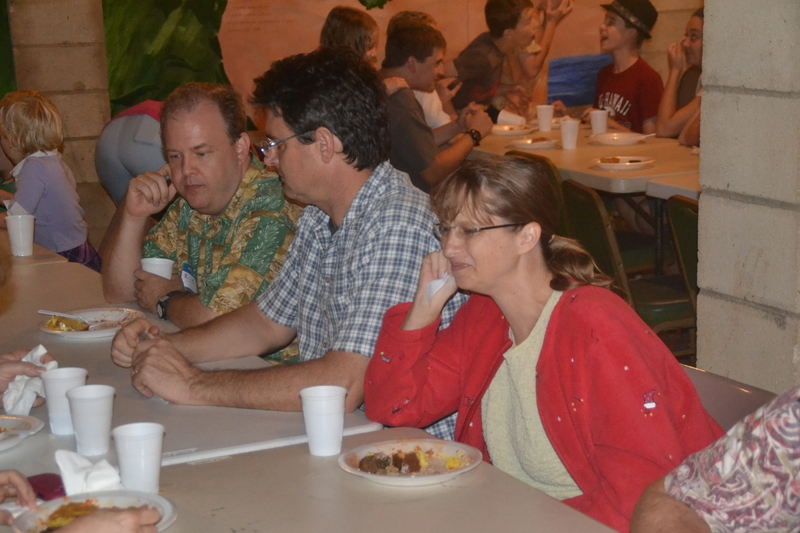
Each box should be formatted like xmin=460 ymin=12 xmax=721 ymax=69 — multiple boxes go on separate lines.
xmin=10 ymin=150 xmax=60 ymax=178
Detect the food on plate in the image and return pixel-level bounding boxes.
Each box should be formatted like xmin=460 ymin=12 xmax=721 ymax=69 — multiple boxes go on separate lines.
xmin=42 ymin=500 xmax=99 ymax=530
xmin=44 ymin=316 xmax=89 ymax=332
xmin=527 ymin=137 xmax=550 ymax=143
xmin=357 ymin=447 xmax=466 ymax=476
xmin=599 ymin=157 xmax=621 ymax=164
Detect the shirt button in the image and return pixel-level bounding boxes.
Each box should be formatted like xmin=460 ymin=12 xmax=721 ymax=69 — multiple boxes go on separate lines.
xmin=325 ymin=278 xmax=330 ymax=283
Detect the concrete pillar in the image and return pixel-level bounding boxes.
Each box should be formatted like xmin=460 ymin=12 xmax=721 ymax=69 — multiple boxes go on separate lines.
xmin=8 ymin=0 xmax=114 ymax=246
xmin=696 ymin=0 xmax=800 ymax=392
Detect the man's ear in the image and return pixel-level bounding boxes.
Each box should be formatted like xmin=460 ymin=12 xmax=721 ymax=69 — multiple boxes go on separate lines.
xmin=235 ymin=132 xmax=251 ymax=164
xmin=406 ymin=55 xmax=418 ymax=74
xmin=314 ymin=127 xmax=341 ymax=165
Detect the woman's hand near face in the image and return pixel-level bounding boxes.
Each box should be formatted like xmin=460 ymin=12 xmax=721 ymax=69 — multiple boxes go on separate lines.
xmin=667 ymin=40 xmax=685 ymax=73
xmin=401 ymin=251 xmax=458 ymax=331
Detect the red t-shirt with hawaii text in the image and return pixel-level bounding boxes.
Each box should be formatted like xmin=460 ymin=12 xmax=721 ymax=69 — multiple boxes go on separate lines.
xmin=594 ymin=58 xmax=663 ymax=133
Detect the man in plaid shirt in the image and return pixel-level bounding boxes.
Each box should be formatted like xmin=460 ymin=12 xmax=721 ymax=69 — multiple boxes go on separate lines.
xmin=111 ymin=47 xmax=464 ymax=439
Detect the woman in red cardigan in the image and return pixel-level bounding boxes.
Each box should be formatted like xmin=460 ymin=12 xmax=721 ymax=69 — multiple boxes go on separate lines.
xmin=364 ymin=155 xmax=723 ymax=532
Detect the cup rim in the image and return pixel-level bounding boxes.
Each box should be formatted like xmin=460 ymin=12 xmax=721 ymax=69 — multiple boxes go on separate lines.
xmin=112 ymin=422 xmax=165 ymax=438
xmin=299 ymin=385 xmax=347 ymax=399
xmin=41 ymin=367 xmax=88 ymax=379
xmin=66 ymin=384 xmax=115 ymax=399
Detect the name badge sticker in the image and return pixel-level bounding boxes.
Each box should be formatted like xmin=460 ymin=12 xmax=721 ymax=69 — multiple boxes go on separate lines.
xmin=181 ymin=263 xmax=198 ymax=293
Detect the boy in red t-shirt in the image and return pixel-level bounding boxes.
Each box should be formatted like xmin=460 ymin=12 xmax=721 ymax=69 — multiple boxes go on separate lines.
xmin=558 ymin=0 xmax=663 ymax=134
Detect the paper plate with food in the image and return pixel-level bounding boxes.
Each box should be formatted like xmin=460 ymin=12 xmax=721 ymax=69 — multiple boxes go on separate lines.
xmin=0 ymin=415 xmax=44 ymax=453
xmin=491 ymin=124 xmax=534 ymax=136
xmin=11 ymin=490 xmax=177 ymax=533
xmin=39 ymin=308 xmax=144 ymax=340
xmin=590 ymin=132 xmax=650 ymax=146
xmin=510 ymin=136 xmax=558 ymax=150
xmin=592 ymin=156 xmax=655 ymax=171
xmin=339 ymin=438 xmax=482 ymax=487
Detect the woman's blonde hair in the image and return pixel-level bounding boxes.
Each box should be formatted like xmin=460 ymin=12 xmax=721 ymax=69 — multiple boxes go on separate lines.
xmin=0 ymin=91 xmax=64 ymax=155
xmin=431 ymin=155 xmax=612 ymax=291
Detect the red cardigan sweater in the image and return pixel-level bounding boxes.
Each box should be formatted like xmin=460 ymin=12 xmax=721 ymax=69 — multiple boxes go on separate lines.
xmin=365 ymin=286 xmax=723 ymax=532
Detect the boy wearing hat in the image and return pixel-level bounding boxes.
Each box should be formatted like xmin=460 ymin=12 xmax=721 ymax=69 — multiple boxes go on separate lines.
xmin=590 ymin=0 xmax=663 ymax=134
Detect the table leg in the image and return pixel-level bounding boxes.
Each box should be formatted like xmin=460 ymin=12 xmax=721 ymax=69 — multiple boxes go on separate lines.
xmin=655 ymin=198 xmax=666 ymax=275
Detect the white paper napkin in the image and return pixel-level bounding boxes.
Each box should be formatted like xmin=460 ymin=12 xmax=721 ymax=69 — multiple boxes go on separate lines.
xmin=497 ymin=109 xmax=526 ymax=126
xmin=55 ymin=450 xmax=124 ymax=496
xmin=3 ymin=345 xmax=57 ymax=415
xmin=426 ymin=273 xmax=451 ymax=304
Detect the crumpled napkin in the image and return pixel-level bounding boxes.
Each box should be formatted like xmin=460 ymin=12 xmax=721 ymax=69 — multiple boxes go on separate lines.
xmin=3 ymin=345 xmax=57 ymax=415
xmin=55 ymin=450 xmax=124 ymax=496
xmin=426 ymin=273 xmax=451 ymax=304
xmin=497 ymin=109 xmax=526 ymax=126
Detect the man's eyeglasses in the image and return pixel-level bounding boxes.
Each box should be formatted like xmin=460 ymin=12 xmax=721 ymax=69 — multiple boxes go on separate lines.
xmin=253 ymin=131 xmax=313 ymax=162
xmin=433 ymin=223 xmax=525 ymax=241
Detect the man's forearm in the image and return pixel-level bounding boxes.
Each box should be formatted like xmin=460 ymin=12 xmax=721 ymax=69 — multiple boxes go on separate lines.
xmin=419 ymin=134 xmax=474 ymax=186
xmin=431 ymin=120 xmax=465 ymax=146
xmin=166 ymin=293 xmax=220 ymax=329
xmin=184 ymin=350 xmax=369 ymax=411
xmin=168 ymin=302 xmax=292 ymax=363
xmin=101 ymin=204 xmax=152 ymax=302
xmin=631 ymin=480 xmax=711 ymax=533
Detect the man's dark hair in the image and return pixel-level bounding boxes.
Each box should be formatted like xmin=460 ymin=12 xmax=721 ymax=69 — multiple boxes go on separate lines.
xmin=161 ymin=82 xmax=246 ymax=145
xmin=250 ymin=47 xmax=389 ymax=171
xmin=382 ymin=24 xmax=446 ymax=69
xmin=485 ymin=0 xmax=534 ymax=39
xmin=386 ymin=11 xmax=437 ymax=36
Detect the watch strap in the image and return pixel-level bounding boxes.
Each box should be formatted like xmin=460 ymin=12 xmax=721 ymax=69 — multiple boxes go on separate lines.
xmin=467 ymin=129 xmax=482 ymax=146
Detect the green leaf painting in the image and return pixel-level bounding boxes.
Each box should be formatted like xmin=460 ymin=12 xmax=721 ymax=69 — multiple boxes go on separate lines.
xmin=0 ymin=0 xmax=15 ymax=97
xmin=359 ymin=0 xmax=392 ymax=8
xmin=103 ymin=0 xmax=228 ymax=116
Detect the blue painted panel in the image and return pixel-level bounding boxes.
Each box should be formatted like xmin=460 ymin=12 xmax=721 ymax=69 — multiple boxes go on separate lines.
xmin=548 ymin=54 xmax=614 ymax=107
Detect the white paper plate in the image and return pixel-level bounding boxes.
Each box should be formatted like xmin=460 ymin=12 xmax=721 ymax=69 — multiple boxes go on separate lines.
xmin=591 ymin=132 xmax=648 ymax=146
xmin=0 ymin=415 xmax=44 ymax=453
xmin=339 ymin=438 xmax=482 ymax=487
xmin=491 ymin=124 xmax=534 ymax=136
xmin=592 ymin=156 xmax=655 ymax=171
xmin=510 ymin=138 xmax=558 ymax=150
xmin=12 ymin=490 xmax=177 ymax=533
xmin=40 ymin=308 xmax=144 ymax=340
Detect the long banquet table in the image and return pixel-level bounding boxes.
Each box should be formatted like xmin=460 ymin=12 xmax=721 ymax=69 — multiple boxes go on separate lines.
xmin=0 ymin=261 xmax=381 ymax=474
xmin=475 ymin=124 xmax=699 ymax=194
xmin=1 ymin=259 xmax=616 ymax=533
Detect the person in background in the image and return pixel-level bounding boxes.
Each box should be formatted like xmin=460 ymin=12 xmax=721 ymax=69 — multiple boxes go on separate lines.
xmin=386 ymin=11 xmax=459 ymax=130
xmin=100 ymin=83 xmax=301 ymax=349
xmin=0 ymin=91 xmax=101 ymax=272
xmin=364 ymin=155 xmax=722 ymax=532
xmin=320 ymin=5 xmax=380 ymax=67
xmin=656 ymin=8 xmax=704 ymax=146
xmin=0 ymin=470 xmax=160 ymax=532
xmin=578 ymin=0 xmax=663 ymax=134
xmin=109 ymin=48 xmax=465 ymax=439
xmin=95 ymin=101 xmax=166 ymax=206
xmin=492 ymin=0 xmax=573 ymax=118
xmin=631 ymin=384 xmax=800 ymax=533
xmin=380 ymin=24 xmax=493 ymax=192
xmin=450 ymin=0 xmax=541 ymax=115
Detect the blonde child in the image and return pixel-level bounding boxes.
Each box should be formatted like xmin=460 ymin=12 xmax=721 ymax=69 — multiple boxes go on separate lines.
xmin=0 ymin=91 xmax=101 ymax=271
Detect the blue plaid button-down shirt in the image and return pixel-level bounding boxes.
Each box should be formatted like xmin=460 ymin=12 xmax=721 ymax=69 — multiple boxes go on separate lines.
xmin=257 ymin=162 xmax=463 ymax=439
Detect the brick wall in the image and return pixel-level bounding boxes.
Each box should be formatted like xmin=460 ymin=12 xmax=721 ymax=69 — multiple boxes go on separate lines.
xmin=696 ymin=0 xmax=800 ymax=392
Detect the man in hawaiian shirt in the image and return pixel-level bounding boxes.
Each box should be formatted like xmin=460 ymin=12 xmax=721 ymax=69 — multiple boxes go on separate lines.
xmin=101 ymin=83 xmax=301 ymax=350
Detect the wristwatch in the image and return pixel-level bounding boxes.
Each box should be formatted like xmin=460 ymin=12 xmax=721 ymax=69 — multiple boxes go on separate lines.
xmin=156 ymin=290 xmax=184 ymax=321
xmin=466 ymin=128 xmax=482 ymax=146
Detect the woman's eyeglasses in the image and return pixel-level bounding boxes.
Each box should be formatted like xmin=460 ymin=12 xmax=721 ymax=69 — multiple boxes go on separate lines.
xmin=433 ymin=223 xmax=524 ymax=241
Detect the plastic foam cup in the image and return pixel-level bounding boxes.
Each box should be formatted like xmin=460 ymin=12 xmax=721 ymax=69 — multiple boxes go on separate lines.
xmin=6 ymin=215 xmax=35 ymax=257
xmin=536 ymin=105 xmax=555 ymax=132
xmin=41 ymin=367 xmax=88 ymax=435
xmin=113 ymin=422 xmax=165 ymax=493
xmin=67 ymin=384 xmax=115 ymax=456
xmin=140 ymin=258 xmax=174 ymax=280
xmin=590 ymin=109 xmax=609 ymax=135
xmin=300 ymin=385 xmax=347 ymax=456
xmin=561 ymin=119 xmax=580 ymax=150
